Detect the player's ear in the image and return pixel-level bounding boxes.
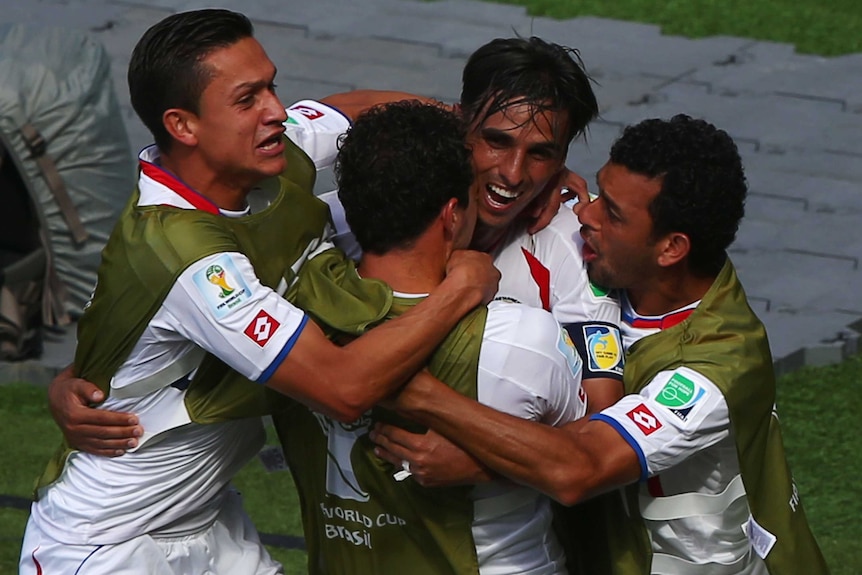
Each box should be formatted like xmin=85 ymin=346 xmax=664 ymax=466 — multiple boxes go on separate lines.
xmin=441 ymin=197 xmax=461 ymax=238
xmin=656 ymin=231 xmax=690 ymax=267
xmin=163 ymin=108 xmax=199 ymax=148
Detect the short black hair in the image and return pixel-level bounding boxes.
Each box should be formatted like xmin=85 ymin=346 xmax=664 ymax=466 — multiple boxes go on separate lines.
xmin=610 ymin=114 xmax=747 ymax=276
xmin=336 ymin=101 xmax=473 ymax=255
xmin=128 ymin=9 xmax=254 ymax=152
xmin=460 ymin=36 xmax=598 ymax=143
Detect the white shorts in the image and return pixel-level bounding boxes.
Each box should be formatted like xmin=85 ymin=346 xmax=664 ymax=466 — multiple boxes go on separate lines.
xmin=20 ymin=489 xmax=283 ymax=574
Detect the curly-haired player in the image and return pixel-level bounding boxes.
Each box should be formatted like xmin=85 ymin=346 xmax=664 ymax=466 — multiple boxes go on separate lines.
xmin=334 ymin=102 xmax=472 ymax=256
xmin=376 ymin=114 xmax=829 ymax=575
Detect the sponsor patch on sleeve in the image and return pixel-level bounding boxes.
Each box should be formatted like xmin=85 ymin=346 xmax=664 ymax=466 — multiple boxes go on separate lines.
xmin=626 ymin=403 xmax=663 ymax=435
xmin=653 ymin=370 xmax=709 ymax=422
xmin=288 ymin=103 xmax=325 ymax=120
xmin=582 ymin=324 xmax=624 ymax=375
xmin=192 ymin=255 xmax=253 ymax=319
xmin=244 ymin=309 xmax=281 ymax=347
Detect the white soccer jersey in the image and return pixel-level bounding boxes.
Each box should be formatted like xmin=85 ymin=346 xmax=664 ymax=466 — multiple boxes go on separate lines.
xmin=28 ymin=111 xmax=344 ymax=549
xmin=593 ymin=297 xmax=767 ymax=573
xmin=313 ymin=296 xmax=586 ymax=575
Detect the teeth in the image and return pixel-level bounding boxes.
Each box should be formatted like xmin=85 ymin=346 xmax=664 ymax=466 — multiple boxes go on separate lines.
xmin=487 ymin=184 xmax=519 ymax=200
xmin=260 ymin=138 xmax=278 ymax=150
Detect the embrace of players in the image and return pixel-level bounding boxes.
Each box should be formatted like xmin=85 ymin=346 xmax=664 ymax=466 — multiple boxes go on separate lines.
xmin=20 ymin=7 xmax=828 ymax=575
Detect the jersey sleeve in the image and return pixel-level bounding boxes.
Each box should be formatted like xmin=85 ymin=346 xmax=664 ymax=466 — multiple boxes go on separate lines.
xmin=477 ymin=301 xmax=587 ymax=426
xmin=316 ymin=189 xmax=362 ymax=261
xmin=162 ymin=252 xmax=309 ymax=383
xmin=283 ymin=100 xmax=351 ymax=170
xmin=591 ymin=366 xmax=731 ymax=481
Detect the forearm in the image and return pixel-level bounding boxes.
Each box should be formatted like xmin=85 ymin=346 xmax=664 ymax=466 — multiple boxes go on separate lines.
xmin=271 ymin=269 xmax=491 ymax=422
xmin=320 ymin=90 xmax=439 ymax=121
xmin=332 ymin=276 xmax=486 ymax=412
xmin=396 ymin=373 xmax=625 ymax=504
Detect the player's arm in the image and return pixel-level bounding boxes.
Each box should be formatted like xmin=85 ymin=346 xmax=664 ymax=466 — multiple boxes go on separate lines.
xmin=377 ymin=369 xmax=641 ymax=505
xmin=50 ymin=249 xmax=499 ymax=452
xmin=265 ymin=252 xmax=496 ymax=422
xmin=319 ymin=90 xmax=441 ymax=121
xmin=375 ymin=306 xmax=590 ymax=488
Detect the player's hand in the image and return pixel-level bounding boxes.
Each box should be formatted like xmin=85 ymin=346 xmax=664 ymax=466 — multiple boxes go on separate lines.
xmin=526 ymin=167 xmax=589 ymax=234
xmin=444 ymin=249 xmax=500 ymax=306
xmin=48 ymin=364 xmax=142 ymax=456
xmin=370 ymin=424 xmax=493 ymax=487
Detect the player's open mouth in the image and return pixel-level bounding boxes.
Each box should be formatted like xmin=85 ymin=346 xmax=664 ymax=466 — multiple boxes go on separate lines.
xmin=258 ymin=135 xmax=282 ymax=151
xmin=485 ymin=183 xmax=521 ymax=207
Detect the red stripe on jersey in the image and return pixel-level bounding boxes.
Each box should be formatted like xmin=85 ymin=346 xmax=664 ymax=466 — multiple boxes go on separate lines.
xmin=647 ymin=475 xmax=665 ymax=497
xmin=521 ymin=247 xmax=551 ymax=312
xmin=628 ymin=308 xmax=694 ymax=330
xmin=140 ymin=160 xmax=220 ymax=214
xmin=31 ymin=547 xmax=43 ymax=575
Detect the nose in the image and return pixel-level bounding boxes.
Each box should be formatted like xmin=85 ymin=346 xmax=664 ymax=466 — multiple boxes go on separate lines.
xmin=263 ymin=90 xmax=288 ymax=124
xmin=575 ymin=195 xmax=598 ymax=228
xmin=497 ymin=148 xmax=526 ymax=188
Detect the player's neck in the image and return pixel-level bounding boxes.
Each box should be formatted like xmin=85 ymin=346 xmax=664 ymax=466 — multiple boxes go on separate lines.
xmin=627 ymin=268 xmax=715 ymax=317
xmin=358 ymin=243 xmax=448 ymax=295
xmin=469 ymin=221 xmax=508 ymax=253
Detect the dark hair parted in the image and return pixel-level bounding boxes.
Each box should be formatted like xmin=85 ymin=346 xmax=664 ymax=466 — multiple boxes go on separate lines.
xmin=128 ymin=9 xmax=254 ymax=152
xmin=460 ymin=37 xmax=598 ymax=143
xmin=336 ymin=101 xmax=473 ymax=256
xmin=610 ymin=114 xmax=748 ymax=276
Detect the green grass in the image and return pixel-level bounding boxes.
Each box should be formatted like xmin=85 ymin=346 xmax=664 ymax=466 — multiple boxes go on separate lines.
xmin=475 ymin=0 xmax=862 ymax=56
xmin=3 ymin=352 xmax=861 ymax=573
xmin=774 ymin=355 xmax=862 ymax=572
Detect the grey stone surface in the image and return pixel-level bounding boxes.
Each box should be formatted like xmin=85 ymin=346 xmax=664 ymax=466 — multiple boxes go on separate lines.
xmin=2 ymin=0 xmax=861 ymax=383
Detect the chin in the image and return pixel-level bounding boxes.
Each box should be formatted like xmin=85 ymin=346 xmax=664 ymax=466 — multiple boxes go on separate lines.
xmin=260 ymin=161 xmax=287 ymax=178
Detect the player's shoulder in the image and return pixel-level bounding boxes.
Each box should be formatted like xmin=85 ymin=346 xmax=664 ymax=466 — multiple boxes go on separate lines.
xmin=285 ymin=100 xmax=343 ymax=123
xmin=486 ymin=299 xmax=562 ymax=348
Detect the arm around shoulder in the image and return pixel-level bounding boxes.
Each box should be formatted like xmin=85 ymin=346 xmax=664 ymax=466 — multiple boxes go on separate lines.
xmin=265 ymin=250 xmax=500 ymax=422
xmin=388 ymin=370 xmax=641 ymax=505
xmin=320 ymin=90 xmax=444 ymax=121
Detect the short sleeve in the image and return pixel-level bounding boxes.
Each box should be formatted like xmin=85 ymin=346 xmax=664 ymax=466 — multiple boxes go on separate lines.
xmin=283 ymin=100 xmax=351 ymax=170
xmin=478 ymin=301 xmax=587 ymax=426
xmin=591 ymin=367 xmax=731 ymax=480
xmin=163 ymin=252 xmax=309 ymax=382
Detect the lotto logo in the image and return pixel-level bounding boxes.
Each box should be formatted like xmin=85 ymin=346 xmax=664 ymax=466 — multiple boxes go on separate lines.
xmin=244 ymin=310 xmax=280 ymax=347
xmin=290 ymin=105 xmax=324 ymax=120
xmin=626 ymin=403 xmax=662 ymax=435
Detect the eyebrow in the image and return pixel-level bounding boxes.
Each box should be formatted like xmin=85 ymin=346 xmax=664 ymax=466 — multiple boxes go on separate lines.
xmin=595 ymin=172 xmax=622 ymax=214
xmin=480 ymin=126 xmax=564 ymax=155
xmin=230 ymin=68 xmax=278 ymax=96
